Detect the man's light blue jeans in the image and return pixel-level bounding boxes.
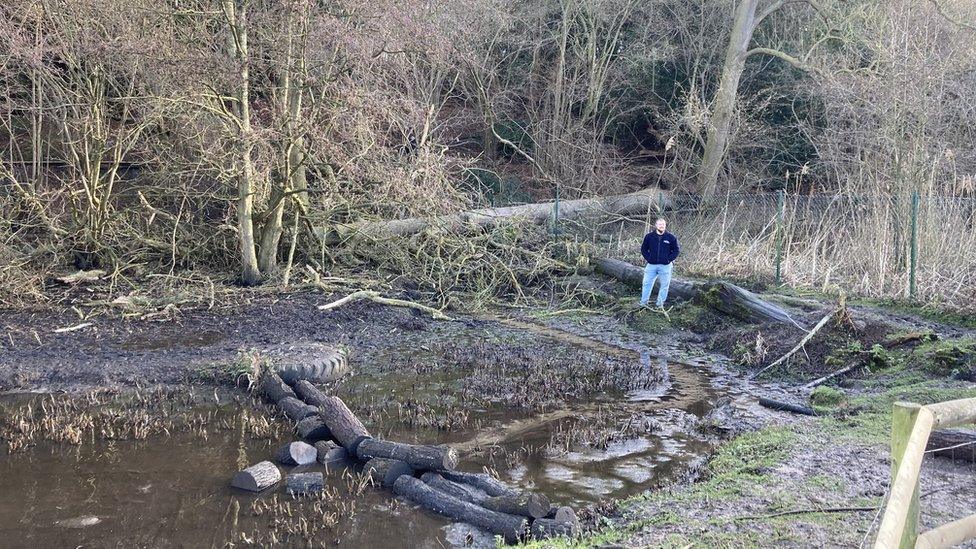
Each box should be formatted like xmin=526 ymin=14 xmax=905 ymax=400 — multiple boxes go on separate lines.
xmin=640 ymin=263 xmax=672 ymax=307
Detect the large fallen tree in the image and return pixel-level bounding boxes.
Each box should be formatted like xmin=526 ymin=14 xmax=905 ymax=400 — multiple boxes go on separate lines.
xmin=594 ymin=257 xmax=800 ymax=326
xmin=318 ymin=188 xmax=670 ymax=244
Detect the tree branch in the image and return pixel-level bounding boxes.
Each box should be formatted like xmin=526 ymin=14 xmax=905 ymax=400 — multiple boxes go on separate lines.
xmin=746 ymin=47 xmax=820 ymax=74
xmin=927 ymin=0 xmax=976 ymax=31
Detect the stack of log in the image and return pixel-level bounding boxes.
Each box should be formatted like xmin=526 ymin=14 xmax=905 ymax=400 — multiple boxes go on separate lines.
xmin=245 ymin=370 xmax=580 ymax=542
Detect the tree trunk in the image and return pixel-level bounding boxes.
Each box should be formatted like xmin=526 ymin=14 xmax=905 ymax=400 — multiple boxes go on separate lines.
xmin=594 ymin=258 xmax=798 ymax=325
xmin=260 ymin=370 xmax=296 ymax=402
xmin=315 ymin=440 xmax=349 ymax=466
xmin=320 ymin=188 xmax=669 ymax=244
xmin=421 ymin=472 xmax=490 ymax=504
xmin=224 ymin=0 xmax=261 ymax=285
xmin=292 ymin=380 xmax=371 ymax=452
xmin=482 ymin=492 xmax=551 ymax=519
xmin=927 ymin=429 xmax=976 ymax=462
xmin=296 ymin=416 xmax=332 ymax=442
xmin=276 ymin=396 xmax=318 ymax=422
xmin=531 ymin=518 xmax=579 ymax=539
xmin=698 ymin=0 xmax=760 ymax=200
xmin=356 ymin=439 xmax=458 ymax=472
xmin=392 ymin=476 xmax=527 ymax=543
xmin=286 ymin=472 xmax=323 ymax=495
xmin=440 ymin=470 xmax=517 ymax=498
xmin=364 ymin=457 xmax=415 ymax=488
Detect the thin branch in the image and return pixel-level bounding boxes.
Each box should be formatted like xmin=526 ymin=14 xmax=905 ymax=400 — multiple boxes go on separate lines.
xmin=926 ymin=0 xmax=976 ymax=31
xmin=746 ymin=47 xmax=820 ymax=74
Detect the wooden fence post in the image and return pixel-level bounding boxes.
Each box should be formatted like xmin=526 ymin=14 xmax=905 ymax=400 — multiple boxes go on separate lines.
xmin=890 ymin=401 xmax=922 ymax=548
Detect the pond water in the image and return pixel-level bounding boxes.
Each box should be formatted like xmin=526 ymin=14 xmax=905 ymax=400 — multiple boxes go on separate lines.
xmin=0 ymin=317 xmax=729 ymax=547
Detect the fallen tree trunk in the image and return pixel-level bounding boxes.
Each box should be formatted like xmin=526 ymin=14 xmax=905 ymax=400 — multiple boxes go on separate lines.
xmin=759 ymin=397 xmax=816 ymax=416
xmin=421 ymin=472 xmax=489 ymax=504
xmin=260 ymin=371 xmax=296 ymax=402
xmin=357 ymin=439 xmax=459 ymax=472
xmin=595 ymin=258 xmax=798 ymax=325
xmin=277 ymin=397 xmax=318 ymax=422
xmin=296 ymin=416 xmax=332 ymax=442
xmin=440 ymin=470 xmax=517 ymax=498
xmin=319 ymin=188 xmax=669 ymax=244
xmin=482 ymin=492 xmax=551 ymax=519
xmin=364 ymin=457 xmax=415 ymax=487
xmin=393 ymin=476 xmax=527 ymax=543
xmin=927 ymin=429 xmax=976 ymax=462
xmin=293 ymin=381 xmax=371 ymax=452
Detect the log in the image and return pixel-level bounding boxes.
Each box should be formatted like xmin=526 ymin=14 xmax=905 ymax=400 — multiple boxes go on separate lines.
xmin=293 ymin=381 xmax=371 ymax=452
xmin=547 ymin=505 xmax=580 ymax=527
xmin=286 ymin=472 xmax=324 ymax=496
xmin=231 ymin=461 xmax=281 ymax=492
xmin=277 ymin=397 xmax=318 ymax=422
xmin=259 ymin=371 xmax=296 ymax=402
xmin=927 ymin=429 xmax=976 ymax=462
xmin=530 ymin=518 xmax=580 ymax=539
xmin=319 ymin=188 xmax=669 ymax=244
xmin=759 ymin=397 xmax=816 ymax=416
xmin=276 ymin=441 xmax=318 ymax=466
xmin=296 ymin=416 xmax=333 ymax=442
xmin=421 ymin=472 xmax=489 ymax=504
xmin=482 ymin=492 xmax=551 ymax=519
xmin=440 ymin=471 xmax=516 ymax=498
xmin=364 ymin=457 xmax=415 ymax=488
xmin=594 ymin=257 xmax=799 ymax=325
xmin=357 ymin=439 xmax=458 ymax=472
xmin=392 ymin=475 xmax=527 ymax=543
xmin=315 ymin=440 xmax=349 ymax=466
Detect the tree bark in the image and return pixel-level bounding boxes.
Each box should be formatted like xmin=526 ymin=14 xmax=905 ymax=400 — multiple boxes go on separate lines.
xmin=364 ymin=457 xmax=415 ymax=487
xmin=440 ymin=470 xmax=517 ymax=498
xmin=421 ymin=472 xmax=489 ymax=504
xmin=482 ymin=492 xmax=551 ymax=519
xmin=392 ymin=476 xmax=527 ymax=543
xmin=232 ymin=461 xmax=281 ymax=492
xmin=319 ymin=188 xmax=669 ymax=244
xmin=595 ymin=258 xmax=798 ymax=325
xmin=296 ymin=416 xmax=332 ymax=442
xmin=292 ymin=380 xmax=370 ymax=452
xmin=223 ymin=0 xmax=261 ymax=285
xmin=276 ymin=396 xmax=318 ymax=422
xmin=315 ymin=440 xmax=349 ymax=466
xmin=699 ymin=0 xmax=760 ymax=200
xmin=357 ymin=439 xmax=459 ymax=472
xmin=759 ymin=397 xmax=816 ymax=416
xmin=286 ymin=472 xmax=323 ymax=495
xmin=927 ymin=429 xmax=976 ymax=462
xmin=260 ymin=370 xmax=296 ymax=402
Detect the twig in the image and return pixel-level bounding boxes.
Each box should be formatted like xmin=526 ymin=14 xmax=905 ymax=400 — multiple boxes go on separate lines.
xmin=317 ymin=290 xmax=452 ymax=321
xmin=802 ymin=363 xmax=857 ymax=390
xmin=752 ymin=308 xmax=837 ymax=379
xmin=52 ymin=322 xmax=93 ymax=333
xmin=731 ymin=505 xmax=877 ymax=521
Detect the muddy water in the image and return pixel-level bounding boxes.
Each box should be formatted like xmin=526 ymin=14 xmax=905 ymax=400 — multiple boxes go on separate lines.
xmin=0 ymin=317 xmax=727 ymax=548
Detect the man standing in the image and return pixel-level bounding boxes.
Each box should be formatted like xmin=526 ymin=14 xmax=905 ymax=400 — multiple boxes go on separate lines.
xmin=639 ymin=217 xmax=680 ymax=309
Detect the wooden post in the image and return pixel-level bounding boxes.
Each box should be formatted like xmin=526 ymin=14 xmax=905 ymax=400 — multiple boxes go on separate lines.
xmin=890 ymin=402 xmax=922 ymax=548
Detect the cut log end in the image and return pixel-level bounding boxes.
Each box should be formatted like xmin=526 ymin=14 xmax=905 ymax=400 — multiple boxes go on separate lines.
xmin=276 ymin=441 xmax=318 ymax=466
xmin=232 ymin=461 xmax=281 ymax=492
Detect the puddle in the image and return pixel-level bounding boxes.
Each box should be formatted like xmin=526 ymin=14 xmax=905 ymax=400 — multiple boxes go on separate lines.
xmin=0 ymin=316 xmax=729 ymax=547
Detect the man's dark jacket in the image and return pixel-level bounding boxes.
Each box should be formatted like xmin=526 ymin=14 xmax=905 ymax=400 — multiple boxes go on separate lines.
xmin=641 ymin=231 xmax=680 ymax=265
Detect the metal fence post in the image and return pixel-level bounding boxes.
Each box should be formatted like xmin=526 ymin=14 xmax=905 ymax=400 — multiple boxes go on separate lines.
xmin=775 ymin=189 xmax=785 ymax=284
xmin=909 ymin=191 xmax=919 ymax=299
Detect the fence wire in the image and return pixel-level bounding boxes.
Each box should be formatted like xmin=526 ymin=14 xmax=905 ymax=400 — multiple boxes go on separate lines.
xmin=552 ymin=191 xmax=976 ymax=312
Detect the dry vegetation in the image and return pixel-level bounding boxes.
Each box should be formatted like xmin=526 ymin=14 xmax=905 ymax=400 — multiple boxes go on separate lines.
xmin=1 ymin=0 xmax=974 ymax=309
